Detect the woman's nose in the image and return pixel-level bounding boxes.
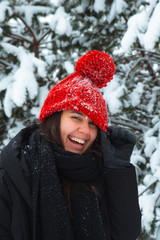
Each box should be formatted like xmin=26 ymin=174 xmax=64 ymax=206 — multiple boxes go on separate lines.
xmin=78 ymin=122 xmax=90 ymax=135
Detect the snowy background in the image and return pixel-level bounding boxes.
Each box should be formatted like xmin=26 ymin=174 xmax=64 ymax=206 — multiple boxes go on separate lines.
xmin=0 ymin=0 xmax=160 ymax=239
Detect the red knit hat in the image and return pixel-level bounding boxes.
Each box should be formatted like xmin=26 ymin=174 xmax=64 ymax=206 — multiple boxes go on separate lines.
xmin=39 ymin=50 xmax=115 ymax=132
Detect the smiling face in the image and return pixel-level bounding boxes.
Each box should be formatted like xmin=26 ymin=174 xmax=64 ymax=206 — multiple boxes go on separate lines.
xmin=60 ymin=110 xmax=98 ymax=154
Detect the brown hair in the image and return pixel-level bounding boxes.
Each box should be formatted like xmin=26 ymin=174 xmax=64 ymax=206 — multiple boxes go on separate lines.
xmin=40 ymin=111 xmax=101 ymax=216
xmin=40 ymin=111 xmax=62 ymax=146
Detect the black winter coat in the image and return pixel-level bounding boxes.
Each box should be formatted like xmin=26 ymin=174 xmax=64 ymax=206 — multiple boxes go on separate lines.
xmin=0 ymin=125 xmax=141 ymax=240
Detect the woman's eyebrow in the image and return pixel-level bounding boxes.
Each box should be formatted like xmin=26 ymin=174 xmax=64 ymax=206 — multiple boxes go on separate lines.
xmin=70 ymin=111 xmax=84 ymax=116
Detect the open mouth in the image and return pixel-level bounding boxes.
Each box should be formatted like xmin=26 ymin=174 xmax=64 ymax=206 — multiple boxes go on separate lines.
xmin=68 ymin=136 xmax=85 ymax=145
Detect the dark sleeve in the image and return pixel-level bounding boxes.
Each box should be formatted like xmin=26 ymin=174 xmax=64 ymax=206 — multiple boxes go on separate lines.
xmin=105 ymin=165 xmax=141 ymax=240
xmin=0 ymin=169 xmax=14 ymax=240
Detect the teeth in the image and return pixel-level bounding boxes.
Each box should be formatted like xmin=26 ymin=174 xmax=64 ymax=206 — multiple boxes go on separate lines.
xmin=69 ymin=136 xmax=85 ymax=145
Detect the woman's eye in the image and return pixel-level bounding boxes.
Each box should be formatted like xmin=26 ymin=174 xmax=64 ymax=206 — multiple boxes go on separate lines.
xmin=89 ymin=122 xmax=97 ymax=128
xmin=71 ymin=115 xmax=80 ymax=120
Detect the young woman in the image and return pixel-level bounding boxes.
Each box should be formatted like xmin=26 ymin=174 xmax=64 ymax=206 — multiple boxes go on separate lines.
xmin=0 ymin=50 xmax=141 ymax=240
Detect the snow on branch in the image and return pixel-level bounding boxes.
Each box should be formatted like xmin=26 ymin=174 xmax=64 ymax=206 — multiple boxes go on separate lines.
xmin=121 ymin=1 xmax=160 ymax=52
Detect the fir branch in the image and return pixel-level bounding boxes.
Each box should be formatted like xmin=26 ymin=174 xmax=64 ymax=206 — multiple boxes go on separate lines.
xmin=124 ymin=57 xmax=148 ymax=82
xmin=0 ymin=60 xmax=10 ymax=67
xmin=109 ymin=116 xmax=149 ymax=132
xmin=13 ymin=14 xmax=39 ymax=57
xmin=155 ymin=194 xmax=160 ymax=205
xmin=139 ymin=180 xmax=159 ymax=197
xmin=137 ymin=42 xmax=156 ymax=79
xmin=13 ymin=14 xmax=37 ymax=43
xmin=11 ymin=14 xmax=52 ymax=58
xmin=6 ymin=33 xmax=32 ymax=44
xmin=37 ymin=29 xmax=52 ymax=44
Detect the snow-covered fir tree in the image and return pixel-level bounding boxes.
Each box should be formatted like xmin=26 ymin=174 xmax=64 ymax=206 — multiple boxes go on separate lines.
xmin=0 ymin=0 xmax=160 ymax=239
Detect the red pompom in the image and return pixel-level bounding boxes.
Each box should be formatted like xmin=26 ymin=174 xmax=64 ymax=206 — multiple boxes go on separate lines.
xmin=75 ymin=50 xmax=115 ymax=88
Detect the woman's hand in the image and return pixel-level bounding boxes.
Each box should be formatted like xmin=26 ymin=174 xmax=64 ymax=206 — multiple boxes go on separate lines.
xmin=101 ymin=126 xmax=136 ymax=169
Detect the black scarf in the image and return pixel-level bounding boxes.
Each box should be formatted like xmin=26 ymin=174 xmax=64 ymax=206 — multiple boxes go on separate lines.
xmin=29 ymin=130 xmax=106 ymax=240
xmin=53 ymin=140 xmax=102 ymax=182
